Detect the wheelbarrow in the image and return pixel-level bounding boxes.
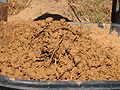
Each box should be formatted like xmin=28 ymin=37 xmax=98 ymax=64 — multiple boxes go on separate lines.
xmin=0 ymin=0 xmax=120 ymax=90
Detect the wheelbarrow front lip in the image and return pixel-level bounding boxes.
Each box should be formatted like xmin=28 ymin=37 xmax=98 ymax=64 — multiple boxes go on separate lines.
xmin=69 ymin=22 xmax=120 ymax=26
xmin=0 ymin=74 xmax=120 ymax=89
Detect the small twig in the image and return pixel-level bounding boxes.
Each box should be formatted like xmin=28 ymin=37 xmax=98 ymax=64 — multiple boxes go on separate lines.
xmin=33 ymin=28 xmax=46 ymax=39
xmin=82 ymin=14 xmax=90 ymax=22
xmin=68 ymin=2 xmax=82 ymax=22
xmin=68 ymin=52 xmax=77 ymax=67
xmin=50 ymin=36 xmax=64 ymax=65
xmin=68 ymin=2 xmax=90 ymax=22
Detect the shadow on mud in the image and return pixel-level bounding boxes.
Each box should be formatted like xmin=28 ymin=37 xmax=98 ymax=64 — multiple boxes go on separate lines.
xmin=34 ymin=13 xmax=71 ymax=22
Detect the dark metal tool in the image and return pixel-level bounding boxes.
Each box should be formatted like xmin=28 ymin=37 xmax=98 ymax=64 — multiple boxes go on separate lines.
xmin=112 ymin=0 xmax=120 ymax=24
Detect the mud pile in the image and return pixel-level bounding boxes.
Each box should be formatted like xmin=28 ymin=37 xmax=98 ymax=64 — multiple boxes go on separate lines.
xmin=0 ymin=18 xmax=120 ymax=81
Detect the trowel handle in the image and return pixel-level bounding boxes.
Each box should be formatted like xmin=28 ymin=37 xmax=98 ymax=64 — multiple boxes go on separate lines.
xmin=111 ymin=0 xmax=120 ymax=24
xmin=0 ymin=0 xmax=7 ymax=22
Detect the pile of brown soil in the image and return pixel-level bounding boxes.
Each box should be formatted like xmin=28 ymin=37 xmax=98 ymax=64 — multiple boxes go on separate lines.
xmin=0 ymin=18 xmax=120 ymax=81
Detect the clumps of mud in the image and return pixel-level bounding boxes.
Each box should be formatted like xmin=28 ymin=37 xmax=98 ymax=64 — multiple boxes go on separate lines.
xmin=0 ymin=17 xmax=120 ymax=81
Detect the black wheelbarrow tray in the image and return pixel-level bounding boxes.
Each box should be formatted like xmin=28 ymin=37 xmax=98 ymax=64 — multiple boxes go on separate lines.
xmin=0 ymin=22 xmax=120 ymax=90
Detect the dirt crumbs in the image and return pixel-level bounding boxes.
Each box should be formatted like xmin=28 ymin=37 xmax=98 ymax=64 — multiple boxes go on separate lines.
xmin=0 ymin=18 xmax=120 ymax=81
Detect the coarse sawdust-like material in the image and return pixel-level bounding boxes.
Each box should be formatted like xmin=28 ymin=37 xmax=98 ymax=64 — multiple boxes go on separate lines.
xmin=0 ymin=18 xmax=120 ymax=81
